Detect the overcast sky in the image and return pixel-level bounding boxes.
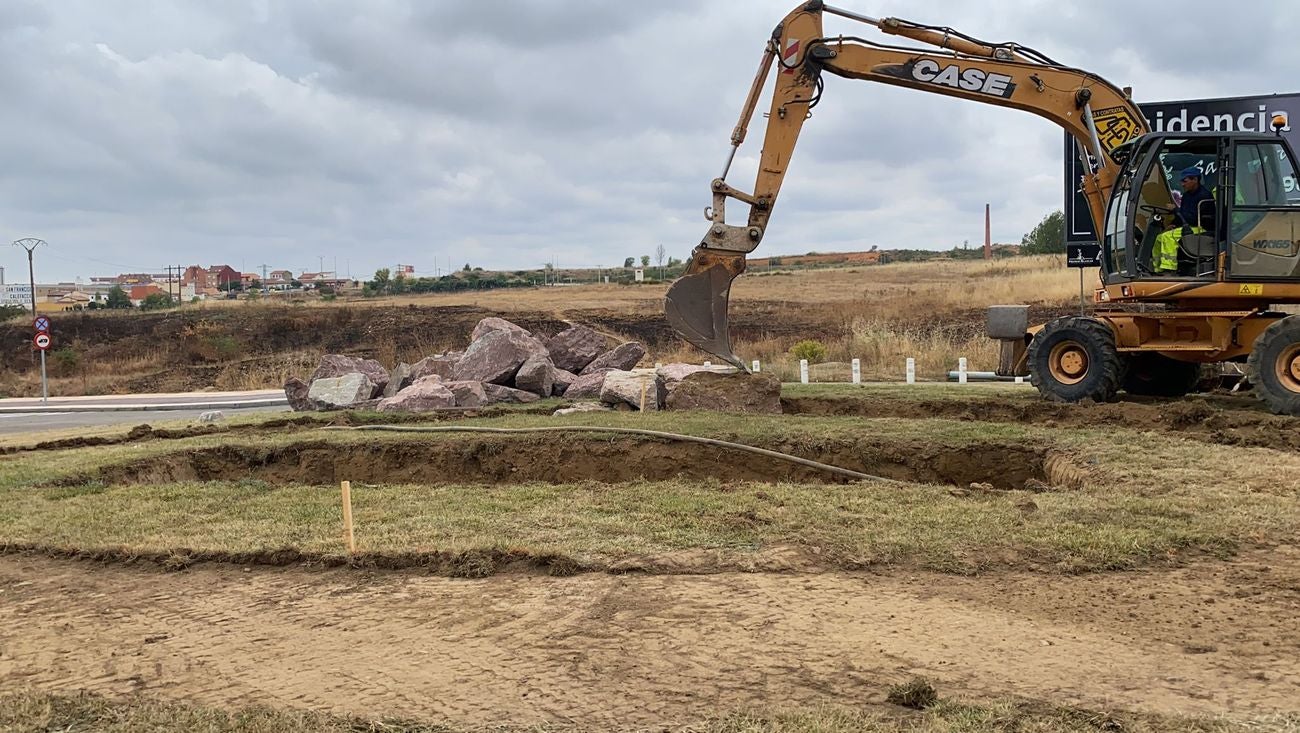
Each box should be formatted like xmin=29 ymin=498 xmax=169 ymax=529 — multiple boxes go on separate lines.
xmin=2 ymin=0 xmax=1296 ymax=283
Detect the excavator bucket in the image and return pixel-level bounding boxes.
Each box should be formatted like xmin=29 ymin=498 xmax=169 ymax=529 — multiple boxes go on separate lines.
xmin=664 ymin=247 xmax=749 ymax=372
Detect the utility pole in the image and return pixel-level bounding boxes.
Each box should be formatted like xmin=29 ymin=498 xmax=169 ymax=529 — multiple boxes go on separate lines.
xmin=13 ymin=238 xmax=47 ymax=401
xmin=260 ymin=264 xmax=269 ymax=295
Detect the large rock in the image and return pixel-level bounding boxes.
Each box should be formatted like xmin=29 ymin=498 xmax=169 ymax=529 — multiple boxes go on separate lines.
xmin=410 ymin=354 xmax=460 ymax=382
xmin=656 ymin=363 xmax=736 ymax=403
xmin=600 ymin=368 xmax=659 ymax=411
xmin=554 ymin=401 xmax=612 ymax=416
xmin=377 ymin=377 xmax=455 ymax=412
xmin=483 ymin=383 xmax=541 ymax=404
xmin=308 ymin=373 xmax=377 ymax=410
xmin=514 ymin=355 xmax=555 ymax=397
xmin=310 ymin=354 xmax=388 ymax=397
xmin=564 ymin=370 xmax=608 ymax=399
xmin=283 ymin=377 xmax=312 ymax=412
xmin=453 ymin=330 xmax=548 ymax=385
xmin=663 ymin=371 xmax=782 ymax=414
xmin=546 ymin=325 xmax=606 ymax=373
xmin=444 ymin=380 xmax=489 ymax=408
xmin=383 ymin=362 xmax=415 ymax=398
xmin=581 ymin=342 xmax=646 ymax=375
xmin=471 ymin=317 xmax=531 ymax=342
xmin=551 ymin=368 xmax=578 ymax=397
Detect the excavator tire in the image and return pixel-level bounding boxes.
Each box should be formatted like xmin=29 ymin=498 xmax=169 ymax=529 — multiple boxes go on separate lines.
xmin=1028 ymin=316 xmax=1122 ymax=403
xmin=1121 ymin=353 xmax=1203 ymax=397
xmin=1247 ymin=316 xmax=1300 ymax=416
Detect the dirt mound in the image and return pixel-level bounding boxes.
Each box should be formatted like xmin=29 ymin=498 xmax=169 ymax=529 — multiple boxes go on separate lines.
xmin=782 ymin=393 xmax=1300 ymax=452
xmin=66 ymin=435 xmax=1048 ymax=489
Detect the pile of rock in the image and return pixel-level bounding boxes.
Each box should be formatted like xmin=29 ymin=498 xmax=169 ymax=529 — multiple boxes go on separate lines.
xmin=589 ymin=363 xmax=781 ymax=414
xmin=283 ymin=316 xmax=647 ymax=413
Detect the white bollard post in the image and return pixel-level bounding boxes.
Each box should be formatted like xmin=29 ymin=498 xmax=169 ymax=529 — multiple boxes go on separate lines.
xmin=851 ymin=358 xmax=861 ymax=385
xmin=654 ymin=362 xmax=662 ymax=369
xmin=703 ymin=360 xmax=711 ymax=367
xmin=958 ymin=357 xmax=968 ymax=384
xmin=752 ymin=359 xmax=761 ymax=373
xmin=799 ymin=359 xmax=809 ymax=384
xmin=1015 ymin=375 xmax=1025 ymax=384
xmin=906 ymin=357 xmax=916 ymax=385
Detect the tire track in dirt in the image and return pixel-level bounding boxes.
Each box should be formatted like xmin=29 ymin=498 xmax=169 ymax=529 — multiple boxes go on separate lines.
xmin=1 ymin=554 xmax=1297 ymax=728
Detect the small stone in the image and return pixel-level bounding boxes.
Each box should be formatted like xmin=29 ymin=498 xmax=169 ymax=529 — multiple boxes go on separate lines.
xmin=198 ymin=410 xmax=225 ymax=423
xmin=553 ymin=401 xmax=613 ymax=416
xmin=969 ymin=482 xmax=996 ymax=492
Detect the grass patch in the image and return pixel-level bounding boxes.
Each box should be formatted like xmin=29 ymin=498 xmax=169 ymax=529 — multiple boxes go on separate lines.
xmin=1 ymin=411 xmax=1297 ymax=574
xmin=1 ymin=691 xmax=1286 ymax=733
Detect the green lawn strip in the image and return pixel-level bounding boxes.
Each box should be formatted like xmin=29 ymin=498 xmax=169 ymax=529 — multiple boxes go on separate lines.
xmin=0 ymin=691 xmax=1278 ymax=733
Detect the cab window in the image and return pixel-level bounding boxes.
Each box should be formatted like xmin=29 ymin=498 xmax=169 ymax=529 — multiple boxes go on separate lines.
xmin=1230 ymin=142 xmax=1300 ymax=279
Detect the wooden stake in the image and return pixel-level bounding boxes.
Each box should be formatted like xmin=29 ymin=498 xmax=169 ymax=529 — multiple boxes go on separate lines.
xmin=340 ymin=480 xmax=356 ymax=554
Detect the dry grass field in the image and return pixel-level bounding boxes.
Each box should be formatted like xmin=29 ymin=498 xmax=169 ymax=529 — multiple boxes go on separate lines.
xmin=0 ymin=256 xmax=1086 ymax=396
xmin=2 ymin=385 xmax=1299 ymax=730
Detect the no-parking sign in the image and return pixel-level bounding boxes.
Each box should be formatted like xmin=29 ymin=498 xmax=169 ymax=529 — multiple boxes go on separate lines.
xmin=33 ymin=316 xmax=50 ymax=332
xmin=33 ymin=332 xmax=51 ymax=351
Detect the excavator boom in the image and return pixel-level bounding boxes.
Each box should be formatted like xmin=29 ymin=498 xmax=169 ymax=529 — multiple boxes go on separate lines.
xmin=666 ymin=1 xmax=1147 ymax=368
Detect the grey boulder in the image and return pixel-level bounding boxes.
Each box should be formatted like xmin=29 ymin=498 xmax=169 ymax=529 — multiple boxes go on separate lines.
xmin=444 ymin=380 xmax=489 ymax=408
xmin=551 ymin=368 xmax=578 ymax=396
xmin=581 ymin=342 xmax=646 ymax=375
xmin=564 ymin=370 xmax=608 ymax=399
xmin=514 ymin=355 xmax=555 ymax=397
xmin=453 ymin=330 xmax=547 ymax=385
xmin=410 ymin=354 xmax=460 ymax=382
xmin=471 ymin=316 xmax=531 ymax=342
xmin=283 ymin=377 xmax=312 ymax=412
xmin=546 ymin=325 xmax=606 ymax=373
xmin=377 ymin=376 xmax=456 ymax=412
xmin=483 ymin=383 xmax=540 ymax=404
xmin=310 ymin=354 xmax=388 ymax=397
xmin=383 ymin=362 xmax=415 ymax=398
xmin=600 ymin=368 xmax=659 ymax=411
xmin=308 ymin=373 xmax=378 ymax=410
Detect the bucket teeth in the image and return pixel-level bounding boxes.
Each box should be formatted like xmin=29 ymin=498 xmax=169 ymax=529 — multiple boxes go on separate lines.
xmin=664 ymin=248 xmax=748 ymax=372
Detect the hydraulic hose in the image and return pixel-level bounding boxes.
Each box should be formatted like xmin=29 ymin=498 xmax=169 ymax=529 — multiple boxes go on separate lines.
xmin=322 ymin=424 xmax=900 ymax=484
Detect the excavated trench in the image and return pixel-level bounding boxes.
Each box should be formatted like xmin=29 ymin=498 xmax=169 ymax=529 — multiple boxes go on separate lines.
xmin=74 ymin=436 xmax=1055 ymax=490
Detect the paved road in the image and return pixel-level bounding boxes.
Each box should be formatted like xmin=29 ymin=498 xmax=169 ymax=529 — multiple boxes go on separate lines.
xmin=0 ymin=390 xmax=289 ymax=436
xmin=0 ymin=405 xmax=291 ymax=435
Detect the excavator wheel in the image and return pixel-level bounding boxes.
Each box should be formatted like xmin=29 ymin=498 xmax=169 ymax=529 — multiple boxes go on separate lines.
xmin=1028 ymin=317 xmax=1123 ymax=403
xmin=1247 ymin=316 xmax=1300 ymax=416
xmin=1121 ymin=353 xmax=1203 ymax=397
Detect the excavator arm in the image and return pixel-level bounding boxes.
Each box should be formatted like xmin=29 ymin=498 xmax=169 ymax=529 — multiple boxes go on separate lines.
xmin=665 ymin=1 xmax=1148 ymax=369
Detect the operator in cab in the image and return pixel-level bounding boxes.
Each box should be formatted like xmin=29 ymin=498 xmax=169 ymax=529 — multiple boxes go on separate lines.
xmin=1153 ymin=167 xmax=1215 ymax=274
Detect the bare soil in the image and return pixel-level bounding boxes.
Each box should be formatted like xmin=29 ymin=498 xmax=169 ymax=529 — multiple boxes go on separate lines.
xmin=2 ymin=553 xmax=1297 ymax=728
xmin=783 ymin=392 xmax=1300 ymax=452
xmin=58 ymin=435 xmax=1051 ymax=490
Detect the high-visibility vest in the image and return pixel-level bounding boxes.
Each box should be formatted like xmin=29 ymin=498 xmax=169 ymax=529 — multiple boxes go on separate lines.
xmin=1154 ymin=226 xmax=1205 ymax=272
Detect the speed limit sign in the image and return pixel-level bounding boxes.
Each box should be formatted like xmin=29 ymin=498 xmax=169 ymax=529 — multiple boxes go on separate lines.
xmin=33 ymin=332 xmax=51 ymax=351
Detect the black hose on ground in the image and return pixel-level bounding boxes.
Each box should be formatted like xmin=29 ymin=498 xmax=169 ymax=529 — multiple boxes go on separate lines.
xmin=321 ymin=424 xmax=900 ymax=484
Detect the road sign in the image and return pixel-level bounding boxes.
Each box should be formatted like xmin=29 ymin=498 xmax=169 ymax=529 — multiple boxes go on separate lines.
xmin=33 ymin=332 xmax=51 ymax=351
xmin=33 ymin=316 xmax=50 ymax=332
xmin=1066 ymin=242 xmax=1103 ymax=268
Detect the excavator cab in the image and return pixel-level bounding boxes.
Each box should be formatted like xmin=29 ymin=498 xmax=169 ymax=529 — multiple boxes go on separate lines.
xmin=1101 ymin=131 xmax=1300 ymax=285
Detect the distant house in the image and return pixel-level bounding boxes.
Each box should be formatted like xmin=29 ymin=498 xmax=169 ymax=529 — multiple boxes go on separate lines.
xmin=129 ymin=284 xmax=162 ymax=305
xmin=55 ymin=291 xmax=93 ymax=311
xmin=269 ymin=269 xmax=293 ymax=283
xmin=181 ymin=265 xmax=240 ymax=293
xmin=240 ymin=272 xmax=260 ymax=288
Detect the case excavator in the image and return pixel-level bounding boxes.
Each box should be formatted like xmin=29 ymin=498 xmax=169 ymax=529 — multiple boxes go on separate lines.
xmin=664 ymin=1 xmax=1300 ymax=415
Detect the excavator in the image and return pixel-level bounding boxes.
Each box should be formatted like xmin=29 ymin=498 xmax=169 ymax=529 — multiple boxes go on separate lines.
xmin=665 ymin=1 xmax=1300 ymax=416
